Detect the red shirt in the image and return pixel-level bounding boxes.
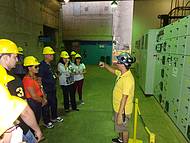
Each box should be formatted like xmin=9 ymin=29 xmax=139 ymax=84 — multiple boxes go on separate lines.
xmin=22 ymin=75 xmax=43 ymax=99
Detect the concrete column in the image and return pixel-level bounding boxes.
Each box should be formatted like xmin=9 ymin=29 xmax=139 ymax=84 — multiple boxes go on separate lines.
xmin=112 ymin=1 xmax=134 ymax=51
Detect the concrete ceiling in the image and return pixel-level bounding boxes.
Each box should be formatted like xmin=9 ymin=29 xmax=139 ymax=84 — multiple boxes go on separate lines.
xmin=57 ymin=0 xmax=134 ymax=2
xmin=44 ymin=0 xmax=148 ymax=11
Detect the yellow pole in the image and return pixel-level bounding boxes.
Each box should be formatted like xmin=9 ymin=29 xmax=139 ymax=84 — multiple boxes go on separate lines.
xmin=130 ymin=97 xmax=156 ymax=143
xmin=133 ymin=98 xmax=138 ymax=142
xmin=128 ymin=98 xmax=143 ymax=143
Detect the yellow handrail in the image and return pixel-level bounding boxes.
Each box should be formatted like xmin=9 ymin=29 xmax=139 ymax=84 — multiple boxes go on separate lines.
xmin=129 ymin=98 xmax=156 ymax=143
xmin=128 ymin=98 xmax=143 ymax=143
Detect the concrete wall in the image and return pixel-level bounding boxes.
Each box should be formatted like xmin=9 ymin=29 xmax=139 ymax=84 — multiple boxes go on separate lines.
xmin=1 ymin=0 xmax=186 ymax=58
xmin=62 ymin=2 xmax=113 ymax=41
xmin=0 ymin=0 xmax=60 ymax=60
xmin=132 ymin=0 xmax=171 ymax=47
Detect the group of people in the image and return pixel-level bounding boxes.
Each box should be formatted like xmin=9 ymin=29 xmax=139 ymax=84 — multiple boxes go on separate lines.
xmin=58 ymin=51 xmax=86 ymax=112
xmin=0 ymin=37 xmax=136 ymax=143
xmin=0 ymin=39 xmax=86 ymax=143
xmin=0 ymin=39 xmax=43 ymax=143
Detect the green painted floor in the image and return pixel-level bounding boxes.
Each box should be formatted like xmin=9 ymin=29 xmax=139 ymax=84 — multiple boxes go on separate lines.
xmin=41 ymin=65 xmax=188 ymax=143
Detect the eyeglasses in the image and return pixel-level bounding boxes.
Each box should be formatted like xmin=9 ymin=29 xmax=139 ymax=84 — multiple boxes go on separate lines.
xmin=33 ymin=65 xmax=39 ymax=69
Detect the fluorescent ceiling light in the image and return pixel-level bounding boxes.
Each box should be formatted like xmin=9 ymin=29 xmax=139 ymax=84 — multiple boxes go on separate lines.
xmin=64 ymin=0 xmax=69 ymax=3
xmin=111 ymin=0 xmax=118 ymax=8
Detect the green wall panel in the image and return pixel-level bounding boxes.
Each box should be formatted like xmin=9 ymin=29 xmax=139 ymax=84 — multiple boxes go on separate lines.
xmin=80 ymin=41 xmax=112 ymax=65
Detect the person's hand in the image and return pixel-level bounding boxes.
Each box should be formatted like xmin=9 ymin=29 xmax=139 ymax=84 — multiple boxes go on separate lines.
xmin=42 ymin=98 xmax=47 ymax=107
xmin=34 ymin=130 xmax=44 ymax=143
xmin=54 ymin=72 xmax=59 ymax=78
xmin=65 ymin=63 xmax=68 ymax=67
xmin=37 ymin=77 xmax=42 ymax=85
xmin=56 ymin=71 xmax=61 ymax=77
xmin=99 ymin=62 xmax=105 ymax=68
xmin=37 ymin=136 xmax=45 ymax=143
xmin=76 ymin=71 xmax=80 ymax=74
xmin=116 ymin=114 xmax=123 ymax=125
xmin=65 ymin=60 xmax=69 ymax=67
xmin=77 ymin=71 xmax=82 ymax=75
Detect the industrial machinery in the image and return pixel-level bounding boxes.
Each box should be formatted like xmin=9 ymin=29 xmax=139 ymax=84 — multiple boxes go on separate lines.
xmin=152 ymin=15 xmax=190 ymax=141
xmin=136 ymin=29 xmax=158 ymax=96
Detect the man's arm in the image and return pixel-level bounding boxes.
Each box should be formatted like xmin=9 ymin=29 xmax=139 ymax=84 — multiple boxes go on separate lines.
xmin=20 ymin=105 xmax=44 ymax=142
xmin=99 ymin=62 xmax=115 ymax=74
xmin=26 ymin=87 xmax=43 ymax=103
xmin=117 ymin=94 xmax=128 ymax=125
xmin=39 ymin=64 xmax=54 ymax=85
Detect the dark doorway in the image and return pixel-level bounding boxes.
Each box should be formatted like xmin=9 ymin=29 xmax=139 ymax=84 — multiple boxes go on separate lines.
xmin=43 ymin=25 xmax=57 ymax=67
xmin=43 ymin=25 xmax=56 ymax=49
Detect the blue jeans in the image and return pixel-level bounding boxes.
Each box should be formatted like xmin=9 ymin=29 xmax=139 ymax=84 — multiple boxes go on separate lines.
xmin=27 ymin=98 xmax=42 ymax=124
xmin=44 ymin=89 xmax=58 ymax=119
xmin=23 ymin=130 xmax=37 ymax=143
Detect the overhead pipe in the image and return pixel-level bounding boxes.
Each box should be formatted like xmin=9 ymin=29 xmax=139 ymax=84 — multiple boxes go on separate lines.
xmin=170 ymin=0 xmax=174 ymax=12
xmin=168 ymin=6 xmax=190 ymax=16
xmin=185 ymin=0 xmax=190 ymax=15
xmin=174 ymin=0 xmax=177 ymax=16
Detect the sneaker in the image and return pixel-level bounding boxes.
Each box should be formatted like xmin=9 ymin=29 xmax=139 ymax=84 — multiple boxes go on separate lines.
xmin=112 ymin=137 xmax=123 ymax=143
xmin=51 ymin=117 xmax=63 ymax=123
xmin=65 ymin=109 xmax=70 ymax=113
xmin=44 ymin=122 xmax=54 ymax=129
xmin=73 ymin=108 xmax=79 ymax=111
xmin=80 ymin=100 xmax=85 ymax=105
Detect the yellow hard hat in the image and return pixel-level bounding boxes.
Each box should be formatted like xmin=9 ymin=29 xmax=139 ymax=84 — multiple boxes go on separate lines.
xmin=71 ymin=51 xmax=76 ymax=56
xmin=75 ymin=53 xmax=81 ymax=58
xmin=60 ymin=51 xmax=70 ymax=58
xmin=18 ymin=47 xmax=23 ymax=55
xmin=24 ymin=56 xmax=40 ymax=67
xmin=0 ymin=39 xmax=18 ymax=54
xmin=0 ymin=84 xmax=27 ymax=136
xmin=0 ymin=65 xmax=15 ymax=85
xmin=42 ymin=46 xmax=55 ymax=55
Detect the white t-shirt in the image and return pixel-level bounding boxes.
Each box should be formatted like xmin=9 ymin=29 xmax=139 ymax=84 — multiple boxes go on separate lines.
xmin=73 ymin=63 xmax=86 ymax=81
xmin=10 ymin=127 xmax=23 ymax=143
xmin=58 ymin=62 xmax=74 ymax=86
